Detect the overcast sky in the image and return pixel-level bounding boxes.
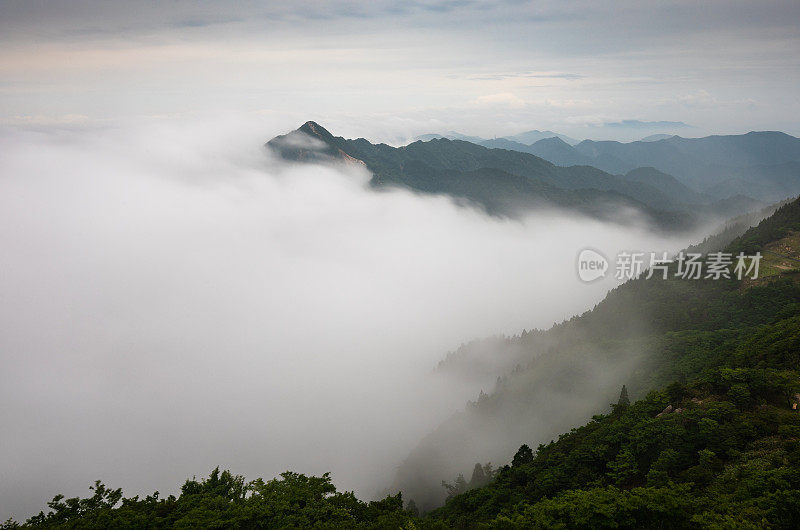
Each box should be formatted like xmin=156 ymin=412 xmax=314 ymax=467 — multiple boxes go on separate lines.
xmin=1 ymin=0 xmax=799 ymax=141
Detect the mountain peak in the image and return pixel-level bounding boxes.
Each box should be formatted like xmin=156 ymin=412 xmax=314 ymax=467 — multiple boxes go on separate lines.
xmin=506 ymin=130 xmax=578 ymax=146
xmin=297 ymin=121 xmax=335 ymax=142
xmin=533 ymin=136 xmax=570 ymax=147
xmin=266 ymin=122 xmax=366 ymax=166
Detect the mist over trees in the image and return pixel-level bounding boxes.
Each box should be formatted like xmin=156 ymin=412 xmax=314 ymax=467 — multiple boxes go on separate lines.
xmin=389 ymin=198 xmax=800 ymax=511
xmin=10 ymin=194 xmax=800 ymax=528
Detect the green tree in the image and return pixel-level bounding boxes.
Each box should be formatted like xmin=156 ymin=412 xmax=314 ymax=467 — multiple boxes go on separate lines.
xmin=608 ymin=448 xmax=639 ymax=487
xmin=512 ymin=444 xmax=534 ymax=467
xmin=441 ymin=474 xmax=468 ymax=501
xmin=469 ymin=463 xmax=486 ymax=487
xmin=617 ymin=385 xmax=631 ymax=408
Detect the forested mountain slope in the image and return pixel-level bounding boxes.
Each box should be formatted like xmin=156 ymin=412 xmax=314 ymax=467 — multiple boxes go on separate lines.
xmin=392 ymin=197 xmax=800 ymax=515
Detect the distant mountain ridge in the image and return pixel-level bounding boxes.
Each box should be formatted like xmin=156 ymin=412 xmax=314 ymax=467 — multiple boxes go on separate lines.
xmin=410 ymin=129 xmax=800 ymax=202
xmin=640 ymin=133 xmax=673 ymax=142
xmin=504 ymin=131 xmax=800 ymax=202
xmin=414 ymin=129 xmax=578 ymax=146
xmin=502 ymin=129 xmax=578 ymax=146
xmin=267 ymin=121 xmax=738 ymax=230
xmin=414 ymin=131 xmax=486 ymax=144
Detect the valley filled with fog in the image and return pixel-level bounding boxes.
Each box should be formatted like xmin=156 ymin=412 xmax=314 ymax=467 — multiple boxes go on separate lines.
xmin=0 ymin=117 xmax=715 ymax=520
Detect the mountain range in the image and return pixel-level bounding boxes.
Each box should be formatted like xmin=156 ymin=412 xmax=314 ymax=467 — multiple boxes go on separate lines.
xmin=416 ymin=130 xmax=578 ymax=146
xmin=267 ymin=122 xmax=800 ymax=231
xmin=411 ymin=128 xmax=800 ymax=203
xmin=490 ymin=132 xmax=800 ymax=202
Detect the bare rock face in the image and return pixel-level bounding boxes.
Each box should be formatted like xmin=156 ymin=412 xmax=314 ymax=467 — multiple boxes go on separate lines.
xmin=656 ymin=404 xmax=674 ymax=418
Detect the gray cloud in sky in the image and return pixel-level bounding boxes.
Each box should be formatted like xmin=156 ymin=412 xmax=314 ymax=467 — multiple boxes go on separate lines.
xmin=602 ymin=120 xmax=693 ymax=130
xmin=1 ymin=1 xmax=795 ymax=43
xmin=1 ymin=0 xmax=798 ymax=141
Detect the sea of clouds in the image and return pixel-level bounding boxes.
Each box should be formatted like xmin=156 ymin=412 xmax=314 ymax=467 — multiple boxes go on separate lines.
xmin=0 ymin=115 xmax=703 ymax=520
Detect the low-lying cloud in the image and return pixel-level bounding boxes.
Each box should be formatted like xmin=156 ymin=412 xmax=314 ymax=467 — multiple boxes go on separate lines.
xmin=0 ymin=116 xmax=702 ymax=520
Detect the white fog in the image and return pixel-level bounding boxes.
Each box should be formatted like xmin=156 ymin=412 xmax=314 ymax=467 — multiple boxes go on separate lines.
xmin=0 ymin=116 xmax=709 ymax=521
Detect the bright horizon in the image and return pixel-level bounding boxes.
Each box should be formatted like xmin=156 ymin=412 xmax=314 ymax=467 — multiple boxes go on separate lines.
xmin=1 ymin=1 xmax=799 ymax=143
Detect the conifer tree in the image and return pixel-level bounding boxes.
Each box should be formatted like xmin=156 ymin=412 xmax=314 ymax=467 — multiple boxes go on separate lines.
xmin=617 ymin=385 xmax=630 ymax=408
